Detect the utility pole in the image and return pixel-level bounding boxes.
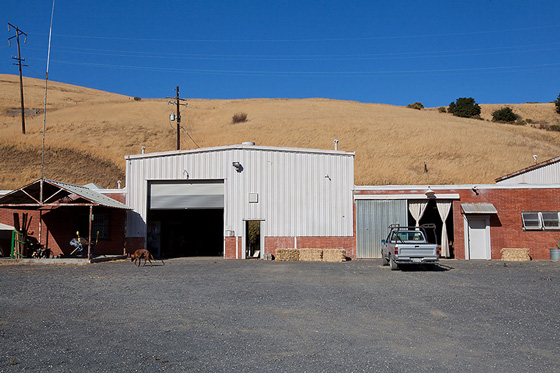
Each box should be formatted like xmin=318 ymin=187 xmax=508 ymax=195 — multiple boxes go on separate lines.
xmin=8 ymin=23 xmax=28 ymax=135
xmin=167 ymin=86 xmax=188 ymax=150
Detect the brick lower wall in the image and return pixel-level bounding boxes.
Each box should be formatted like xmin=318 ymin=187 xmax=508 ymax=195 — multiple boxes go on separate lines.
xmin=265 ymin=236 xmax=355 ymax=259
xmin=224 ymin=236 xmax=356 ymax=259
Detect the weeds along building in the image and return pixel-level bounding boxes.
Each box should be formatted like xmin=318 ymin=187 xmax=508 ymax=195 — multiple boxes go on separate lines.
xmin=124 ymin=143 xmax=355 ymax=259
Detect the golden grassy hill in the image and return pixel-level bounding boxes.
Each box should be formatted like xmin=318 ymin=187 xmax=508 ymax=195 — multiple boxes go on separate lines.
xmin=1 ymin=74 xmax=560 ymax=190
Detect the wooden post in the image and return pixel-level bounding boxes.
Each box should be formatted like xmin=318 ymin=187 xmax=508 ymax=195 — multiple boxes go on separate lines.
xmin=88 ymin=206 xmax=93 ymax=259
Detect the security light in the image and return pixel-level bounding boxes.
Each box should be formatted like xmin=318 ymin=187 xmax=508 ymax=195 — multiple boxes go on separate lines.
xmin=425 ymin=187 xmax=435 ymax=198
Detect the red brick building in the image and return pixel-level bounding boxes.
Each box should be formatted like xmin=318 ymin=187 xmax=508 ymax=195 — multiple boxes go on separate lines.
xmin=354 ymin=184 xmax=560 ymax=261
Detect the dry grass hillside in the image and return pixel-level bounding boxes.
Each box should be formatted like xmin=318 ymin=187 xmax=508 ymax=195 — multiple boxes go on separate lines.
xmin=1 ymin=74 xmax=560 ymax=190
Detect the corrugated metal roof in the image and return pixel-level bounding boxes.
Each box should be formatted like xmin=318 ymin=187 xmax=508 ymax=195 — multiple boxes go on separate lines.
xmin=0 ymin=179 xmax=129 ymax=210
xmin=0 ymin=223 xmax=15 ymax=230
xmin=46 ymin=180 xmax=129 ymax=209
xmin=461 ymin=203 xmax=498 ymax=214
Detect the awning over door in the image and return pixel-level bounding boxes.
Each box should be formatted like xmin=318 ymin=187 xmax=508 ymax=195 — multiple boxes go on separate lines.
xmin=149 ymin=181 xmax=224 ymax=210
xmin=461 ymin=203 xmax=498 ymax=214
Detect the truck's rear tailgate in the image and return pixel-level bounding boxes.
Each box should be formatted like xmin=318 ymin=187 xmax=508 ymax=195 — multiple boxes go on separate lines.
xmin=397 ymin=244 xmax=438 ymax=257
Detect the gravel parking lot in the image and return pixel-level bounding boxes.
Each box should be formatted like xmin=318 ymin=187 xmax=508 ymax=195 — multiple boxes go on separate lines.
xmin=0 ymin=258 xmax=559 ymax=372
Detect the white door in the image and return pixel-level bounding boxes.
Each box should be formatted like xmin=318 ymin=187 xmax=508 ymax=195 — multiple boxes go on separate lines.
xmin=467 ymin=216 xmax=490 ymax=259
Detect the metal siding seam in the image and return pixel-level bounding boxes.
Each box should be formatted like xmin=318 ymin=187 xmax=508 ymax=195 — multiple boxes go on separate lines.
xmin=300 ymin=152 xmax=306 ymax=236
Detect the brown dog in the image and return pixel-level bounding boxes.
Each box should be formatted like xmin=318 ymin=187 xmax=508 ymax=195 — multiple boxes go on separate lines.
xmin=131 ymin=249 xmax=154 ymax=267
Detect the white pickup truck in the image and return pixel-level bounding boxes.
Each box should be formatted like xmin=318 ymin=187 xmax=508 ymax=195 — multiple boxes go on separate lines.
xmin=381 ymin=224 xmax=440 ymax=270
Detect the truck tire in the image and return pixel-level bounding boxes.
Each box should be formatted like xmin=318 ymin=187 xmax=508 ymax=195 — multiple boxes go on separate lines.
xmin=381 ymin=251 xmax=389 ymax=266
xmin=390 ymin=257 xmax=399 ymax=270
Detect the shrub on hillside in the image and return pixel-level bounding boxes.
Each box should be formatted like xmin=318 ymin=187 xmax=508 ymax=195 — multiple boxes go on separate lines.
xmin=232 ymin=112 xmax=248 ymax=124
xmin=492 ymin=107 xmax=517 ymax=123
xmin=448 ymin=97 xmax=481 ymax=118
xmin=406 ymin=102 xmax=424 ymax=110
xmin=555 ymin=93 xmax=560 ymax=114
xmin=438 ymin=107 xmax=447 ymax=113
xmin=548 ymin=125 xmax=560 ymax=132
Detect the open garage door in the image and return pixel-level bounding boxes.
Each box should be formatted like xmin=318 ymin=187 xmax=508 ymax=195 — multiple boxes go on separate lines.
xmin=147 ymin=180 xmax=224 ymax=257
xmin=149 ymin=180 xmax=224 ymax=209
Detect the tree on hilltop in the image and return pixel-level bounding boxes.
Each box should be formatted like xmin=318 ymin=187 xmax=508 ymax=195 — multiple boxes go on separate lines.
xmin=448 ymin=97 xmax=481 ymax=118
xmin=492 ymin=107 xmax=517 ymax=123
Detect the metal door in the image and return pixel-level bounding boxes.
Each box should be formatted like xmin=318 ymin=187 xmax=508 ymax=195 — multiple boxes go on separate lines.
xmin=356 ymin=199 xmax=408 ymax=258
xmin=467 ymin=216 xmax=490 ymax=259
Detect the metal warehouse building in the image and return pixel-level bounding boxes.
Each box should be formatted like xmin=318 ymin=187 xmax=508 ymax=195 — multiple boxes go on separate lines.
xmin=125 ymin=143 xmax=355 ymax=259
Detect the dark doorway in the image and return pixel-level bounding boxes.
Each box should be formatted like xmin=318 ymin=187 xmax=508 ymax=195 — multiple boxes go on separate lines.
xmin=147 ymin=209 xmax=223 ymax=257
xmin=408 ymin=200 xmax=454 ymax=257
xmin=245 ymin=220 xmax=261 ymax=259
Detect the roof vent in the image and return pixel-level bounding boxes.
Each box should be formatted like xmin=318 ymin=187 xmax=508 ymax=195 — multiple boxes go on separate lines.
xmin=242 ymin=142 xmax=255 ymax=146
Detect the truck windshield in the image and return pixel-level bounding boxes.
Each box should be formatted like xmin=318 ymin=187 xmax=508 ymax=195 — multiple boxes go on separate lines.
xmin=391 ymin=231 xmax=425 ymax=242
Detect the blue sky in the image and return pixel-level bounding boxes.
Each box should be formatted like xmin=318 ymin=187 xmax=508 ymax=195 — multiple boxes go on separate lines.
xmin=2 ymin=1 xmax=560 ymax=107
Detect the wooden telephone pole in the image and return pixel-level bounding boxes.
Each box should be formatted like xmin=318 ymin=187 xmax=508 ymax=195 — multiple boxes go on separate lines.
xmin=8 ymin=23 xmax=28 ymax=135
xmin=167 ymin=86 xmax=188 ymax=150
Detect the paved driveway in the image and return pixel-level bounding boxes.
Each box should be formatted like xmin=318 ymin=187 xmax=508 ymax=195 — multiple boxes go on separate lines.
xmin=0 ymin=258 xmax=559 ymax=372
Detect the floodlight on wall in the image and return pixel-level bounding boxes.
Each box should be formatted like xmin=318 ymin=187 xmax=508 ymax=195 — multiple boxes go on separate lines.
xmin=232 ymin=162 xmax=243 ymax=172
xmin=425 ymin=186 xmax=435 ymax=198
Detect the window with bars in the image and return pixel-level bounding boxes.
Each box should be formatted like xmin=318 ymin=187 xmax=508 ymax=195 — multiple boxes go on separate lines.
xmin=522 ymin=212 xmax=560 ymax=230
xmin=92 ymin=214 xmax=109 ymax=239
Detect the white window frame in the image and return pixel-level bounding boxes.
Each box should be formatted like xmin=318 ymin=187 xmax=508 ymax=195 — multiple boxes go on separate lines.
xmin=541 ymin=212 xmax=560 ymax=229
xmin=522 ymin=211 xmax=560 ymax=231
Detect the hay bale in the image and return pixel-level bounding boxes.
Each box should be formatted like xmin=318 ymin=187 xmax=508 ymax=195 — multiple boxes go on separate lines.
xmin=299 ymin=248 xmax=323 ymax=261
xmin=500 ymin=248 xmax=531 ymax=261
xmin=322 ymin=249 xmax=346 ymax=262
xmin=275 ymin=249 xmax=299 ymax=261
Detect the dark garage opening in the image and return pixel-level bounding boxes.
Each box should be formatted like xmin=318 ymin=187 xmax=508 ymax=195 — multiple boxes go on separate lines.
xmin=147 ymin=209 xmax=223 ymax=258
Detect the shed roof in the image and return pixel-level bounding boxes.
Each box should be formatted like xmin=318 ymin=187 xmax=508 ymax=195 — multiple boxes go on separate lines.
xmin=0 ymin=223 xmax=15 ymax=231
xmin=0 ymin=179 xmax=129 ymax=210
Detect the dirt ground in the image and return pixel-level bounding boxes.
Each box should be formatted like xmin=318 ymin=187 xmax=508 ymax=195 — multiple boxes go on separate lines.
xmin=0 ymin=258 xmax=559 ymax=372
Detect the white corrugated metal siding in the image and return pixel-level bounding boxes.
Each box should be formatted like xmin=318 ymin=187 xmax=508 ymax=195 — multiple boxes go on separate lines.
xmin=497 ymin=161 xmax=560 ymax=184
xmin=125 ymin=145 xmax=354 ymax=240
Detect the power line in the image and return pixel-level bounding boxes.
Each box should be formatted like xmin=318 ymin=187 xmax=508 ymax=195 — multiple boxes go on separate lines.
xmin=28 ymin=23 xmax=560 ymax=43
xmin=182 ymin=126 xmax=200 ymax=148
xmin=29 ymin=42 xmax=560 ymax=62
xmin=42 ymin=58 xmax=560 ymax=77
